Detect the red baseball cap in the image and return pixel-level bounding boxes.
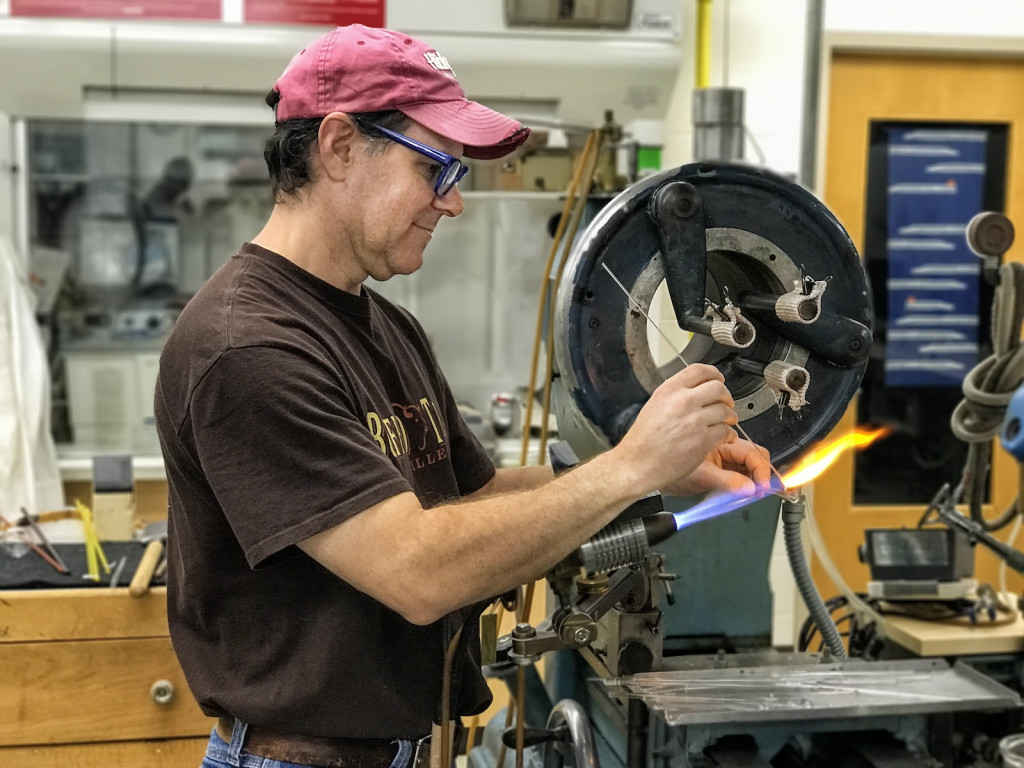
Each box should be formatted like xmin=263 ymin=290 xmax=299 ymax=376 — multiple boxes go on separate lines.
xmin=272 ymin=25 xmax=530 ymax=161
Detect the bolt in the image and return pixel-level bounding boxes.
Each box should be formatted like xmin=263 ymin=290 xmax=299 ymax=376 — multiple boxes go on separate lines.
xmin=573 ymin=627 xmax=592 ymax=645
xmin=848 ymin=336 xmax=863 ymax=351
xmin=671 ymin=196 xmax=696 ymax=218
xmin=655 ymin=182 xmax=698 ymax=219
xmin=511 ymin=623 xmax=536 ymax=640
xmin=588 ymin=317 xmax=600 ymax=329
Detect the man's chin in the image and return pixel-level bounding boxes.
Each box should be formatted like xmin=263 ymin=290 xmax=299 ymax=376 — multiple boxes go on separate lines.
xmin=372 ymin=254 xmax=425 ymax=281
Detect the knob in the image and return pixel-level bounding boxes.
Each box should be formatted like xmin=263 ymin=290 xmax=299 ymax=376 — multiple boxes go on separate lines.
xmin=150 ymin=679 xmax=175 ymax=705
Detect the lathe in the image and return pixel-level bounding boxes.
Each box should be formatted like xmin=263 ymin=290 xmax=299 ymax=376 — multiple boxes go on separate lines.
xmin=469 ymin=162 xmax=1023 ymax=768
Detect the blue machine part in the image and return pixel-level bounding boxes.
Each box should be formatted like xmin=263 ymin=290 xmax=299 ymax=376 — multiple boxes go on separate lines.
xmin=661 ymin=494 xmax=780 ymax=649
xmin=1001 ymin=384 xmax=1024 ymax=460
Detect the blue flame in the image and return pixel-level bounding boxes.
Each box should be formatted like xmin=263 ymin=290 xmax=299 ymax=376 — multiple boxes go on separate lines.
xmin=672 ymin=477 xmax=785 ymax=530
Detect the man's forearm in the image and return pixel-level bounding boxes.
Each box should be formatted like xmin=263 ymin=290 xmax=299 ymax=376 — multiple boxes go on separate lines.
xmin=470 ymin=465 xmax=555 ymax=498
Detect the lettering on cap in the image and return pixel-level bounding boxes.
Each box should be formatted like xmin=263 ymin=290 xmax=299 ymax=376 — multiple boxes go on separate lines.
xmin=423 ymin=51 xmax=456 ymax=78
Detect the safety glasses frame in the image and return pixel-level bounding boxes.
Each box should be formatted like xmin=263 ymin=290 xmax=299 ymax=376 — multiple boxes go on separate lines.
xmin=355 ymin=119 xmax=469 ymax=197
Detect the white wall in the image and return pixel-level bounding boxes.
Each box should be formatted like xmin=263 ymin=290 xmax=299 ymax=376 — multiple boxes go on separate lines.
xmin=386 ymin=0 xmax=681 ymax=39
xmin=663 ymin=1 xmax=810 ymax=176
xmin=659 ymin=0 xmax=1024 ymax=181
xmin=825 ymin=0 xmax=1024 ymax=44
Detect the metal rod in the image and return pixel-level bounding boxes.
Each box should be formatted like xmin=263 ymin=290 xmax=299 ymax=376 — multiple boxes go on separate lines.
xmin=602 ymin=262 xmax=787 ymax=487
xmin=19 ymin=507 xmax=69 ymax=573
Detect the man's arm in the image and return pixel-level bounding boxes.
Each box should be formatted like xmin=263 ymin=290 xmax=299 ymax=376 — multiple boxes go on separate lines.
xmin=299 ymin=364 xmax=770 ymax=625
xmin=468 ymin=465 xmax=555 ymax=498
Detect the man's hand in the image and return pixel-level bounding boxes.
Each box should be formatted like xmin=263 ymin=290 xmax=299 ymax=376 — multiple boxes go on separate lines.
xmin=613 ymin=363 xmax=770 ymax=497
xmin=662 ymin=434 xmax=772 ymax=497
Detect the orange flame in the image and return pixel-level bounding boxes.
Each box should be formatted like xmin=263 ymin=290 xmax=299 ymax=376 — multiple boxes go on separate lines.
xmin=781 ymin=426 xmax=891 ymax=489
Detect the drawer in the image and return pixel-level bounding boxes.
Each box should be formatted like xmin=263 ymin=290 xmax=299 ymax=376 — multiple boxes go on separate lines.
xmin=0 ymin=636 xmax=213 ymax=745
xmin=0 ymin=588 xmax=169 ymax=642
xmin=0 ymin=736 xmax=210 ymax=767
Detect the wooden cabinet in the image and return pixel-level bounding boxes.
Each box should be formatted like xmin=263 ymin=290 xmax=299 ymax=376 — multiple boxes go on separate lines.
xmin=0 ymin=588 xmax=213 ymax=767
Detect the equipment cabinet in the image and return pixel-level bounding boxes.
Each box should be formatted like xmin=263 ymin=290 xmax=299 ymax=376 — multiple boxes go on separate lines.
xmin=0 ymin=587 xmax=213 ymax=767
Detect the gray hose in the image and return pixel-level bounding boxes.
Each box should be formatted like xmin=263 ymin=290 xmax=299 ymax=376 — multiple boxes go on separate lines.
xmin=950 ymin=261 xmax=1024 ymax=529
xmin=782 ymin=497 xmax=847 ymax=659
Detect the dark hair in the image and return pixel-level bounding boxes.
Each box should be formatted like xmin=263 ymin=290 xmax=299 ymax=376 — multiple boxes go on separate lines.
xmin=263 ymin=91 xmax=412 ymax=200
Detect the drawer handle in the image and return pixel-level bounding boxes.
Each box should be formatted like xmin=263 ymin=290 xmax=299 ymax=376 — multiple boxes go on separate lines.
xmin=150 ymin=679 xmax=176 ymax=705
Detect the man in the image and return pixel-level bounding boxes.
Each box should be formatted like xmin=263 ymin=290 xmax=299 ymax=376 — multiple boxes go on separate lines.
xmin=154 ymin=24 xmax=771 ymax=768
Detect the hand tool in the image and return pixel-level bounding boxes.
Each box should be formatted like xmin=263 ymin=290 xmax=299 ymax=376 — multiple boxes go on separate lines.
xmin=0 ymin=517 xmax=66 ymax=573
xmin=129 ymin=520 xmax=168 ymax=597
xmin=19 ymin=507 xmax=69 ymax=573
xmin=109 ymin=555 xmax=128 ymax=589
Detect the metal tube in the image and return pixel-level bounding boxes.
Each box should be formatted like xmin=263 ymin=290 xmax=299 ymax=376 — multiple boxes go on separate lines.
xmin=800 ymin=0 xmax=824 ymax=188
xmin=543 ymin=699 xmax=599 ymax=768
xmin=693 ymin=87 xmax=745 ymax=162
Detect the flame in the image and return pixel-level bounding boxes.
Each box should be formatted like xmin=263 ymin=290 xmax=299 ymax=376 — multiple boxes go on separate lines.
xmin=781 ymin=426 xmax=891 ymax=489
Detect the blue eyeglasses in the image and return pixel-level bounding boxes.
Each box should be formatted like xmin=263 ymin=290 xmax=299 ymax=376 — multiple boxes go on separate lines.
xmin=356 ymin=120 xmax=469 ymax=197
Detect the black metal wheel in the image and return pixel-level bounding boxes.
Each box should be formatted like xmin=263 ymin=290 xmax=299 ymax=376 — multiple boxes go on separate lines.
xmin=553 ymin=162 xmax=872 ymax=470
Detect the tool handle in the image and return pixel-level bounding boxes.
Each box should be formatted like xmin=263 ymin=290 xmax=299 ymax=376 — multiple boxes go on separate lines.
xmin=129 ymin=540 xmax=165 ymax=597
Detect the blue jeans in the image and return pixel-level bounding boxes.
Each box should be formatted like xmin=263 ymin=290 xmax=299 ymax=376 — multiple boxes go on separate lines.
xmin=200 ymin=718 xmax=413 ymax=768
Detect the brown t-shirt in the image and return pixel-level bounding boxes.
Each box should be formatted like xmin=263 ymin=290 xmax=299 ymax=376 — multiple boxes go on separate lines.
xmin=154 ymin=243 xmax=497 ymax=738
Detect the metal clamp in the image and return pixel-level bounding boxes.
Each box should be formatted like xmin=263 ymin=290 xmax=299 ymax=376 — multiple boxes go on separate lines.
xmin=776 ymin=277 xmax=827 ymax=324
xmin=763 ymin=359 xmax=811 ymax=411
xmin=705 ymin=300 xmax=756 ymax=348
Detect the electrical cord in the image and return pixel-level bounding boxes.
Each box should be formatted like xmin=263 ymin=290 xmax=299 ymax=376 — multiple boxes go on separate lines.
xmin=999 ymin=511 xmax=1023 ymax=596
xmin=950 ymin=261 xmax=1024 ymax=530
xmin=798 ymin=594 xmax=880 ymax=657
xmin=439 ymin=624 xmax=464 ymax=768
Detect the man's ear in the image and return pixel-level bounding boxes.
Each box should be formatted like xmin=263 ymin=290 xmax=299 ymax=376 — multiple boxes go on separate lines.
xmin=317 ymin=113 xmax=360 ymax=181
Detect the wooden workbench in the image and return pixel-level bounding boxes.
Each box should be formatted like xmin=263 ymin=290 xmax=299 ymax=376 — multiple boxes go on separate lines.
xmin=0 ymin=587 xmax=213 ymax=767
xmin=882 ymin=604 xmax=1024 ymax=657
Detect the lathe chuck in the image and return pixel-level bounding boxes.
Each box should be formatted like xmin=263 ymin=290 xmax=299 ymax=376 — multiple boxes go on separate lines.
xmin=552 ymin=162 xmax=872 ymax=469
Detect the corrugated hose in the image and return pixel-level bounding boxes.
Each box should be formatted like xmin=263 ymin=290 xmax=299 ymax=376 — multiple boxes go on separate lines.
xmin=950 ymin=261 xmax=1024 ymax=530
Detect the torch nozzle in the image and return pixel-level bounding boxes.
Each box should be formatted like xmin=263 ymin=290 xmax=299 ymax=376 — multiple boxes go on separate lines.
xmin=575 ymin=513 xmax=677 ymax=574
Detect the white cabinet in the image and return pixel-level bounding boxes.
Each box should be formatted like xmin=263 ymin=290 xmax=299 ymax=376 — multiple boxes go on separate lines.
xmin=64 ymin=350 xmax=162 ymax=455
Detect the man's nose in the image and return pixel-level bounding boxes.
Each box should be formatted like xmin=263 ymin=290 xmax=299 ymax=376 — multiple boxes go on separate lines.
xmin=434 ymin=185 xmax=465 ymax=217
